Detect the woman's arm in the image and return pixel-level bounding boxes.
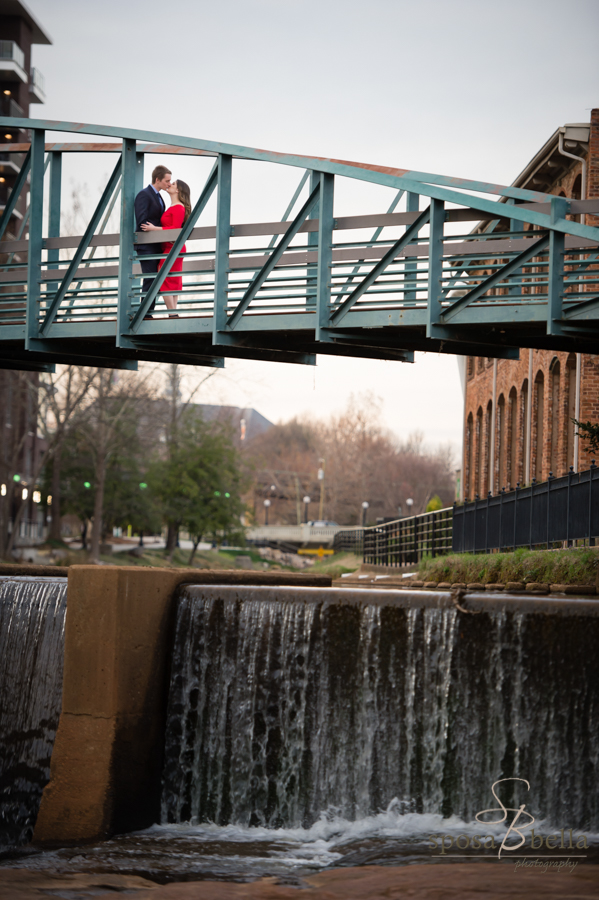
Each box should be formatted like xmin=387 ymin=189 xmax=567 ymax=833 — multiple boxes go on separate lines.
xmin=140 ymin=222 xmax=162 ymax=231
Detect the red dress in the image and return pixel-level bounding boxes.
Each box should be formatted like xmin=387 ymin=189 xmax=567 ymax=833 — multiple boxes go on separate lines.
xmin=157 ymin=204 xmax=187 ymax=292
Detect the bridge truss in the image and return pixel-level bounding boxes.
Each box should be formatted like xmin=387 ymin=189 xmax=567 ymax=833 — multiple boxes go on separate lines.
xmin=1 ymin=118 xmax=598 ymax=372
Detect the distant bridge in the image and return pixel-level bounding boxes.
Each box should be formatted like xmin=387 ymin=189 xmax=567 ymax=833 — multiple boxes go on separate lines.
xmin=1 ymin=118 xmax=598 ymax=372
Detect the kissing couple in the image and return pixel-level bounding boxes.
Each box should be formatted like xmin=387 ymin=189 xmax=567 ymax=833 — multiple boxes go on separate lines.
xmin=134 ymin=164 xmax=191 ymax=318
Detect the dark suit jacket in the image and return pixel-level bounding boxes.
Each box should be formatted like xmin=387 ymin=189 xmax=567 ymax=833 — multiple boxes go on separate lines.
xmin=134 ymin=185 xmax=165 ymax=251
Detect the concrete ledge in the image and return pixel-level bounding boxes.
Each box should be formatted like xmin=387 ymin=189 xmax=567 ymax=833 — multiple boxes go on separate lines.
xmin=33 ymin=566 xmax=332 ymax=843
xmin=0 ymin=563 xmax=70 ymax=577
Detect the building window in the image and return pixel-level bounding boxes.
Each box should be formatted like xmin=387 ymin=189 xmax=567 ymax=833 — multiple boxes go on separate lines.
xmin=485 ymin=400 xmax=493 ymax=495
xmin=466 ymin=413 xmax=473 ymax=499
xmin=477 ymin=357 xmax=485 ymax=374
xmin=566 ymin=354 xmax=577 ymax=469
xmin=508 ymin=387 xmax=518 ymax=489
xmin=498 ymin=394 xmax=506 ymax=491
xmin=550 ymin=359 xmax=560 ymax=475
xmin=521 ymin=379 xmax=529 ymax=484
xmin=476 ymin=407 xmax=483 ymax=497
xmin=467 ymin=357 xmax=474 ymax=379
xmin=534 ymin=371 xmax=544 ymax=481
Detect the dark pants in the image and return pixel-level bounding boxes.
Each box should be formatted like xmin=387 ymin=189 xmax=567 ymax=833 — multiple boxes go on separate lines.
xmin=136 ymin=245 xmax=159 ymax=314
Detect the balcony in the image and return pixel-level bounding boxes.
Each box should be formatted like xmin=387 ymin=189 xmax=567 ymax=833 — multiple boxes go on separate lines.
xmin=29 ymin=67 xmax=45 ymax=103
xmin=0 ymin=41 xmax=28 ymax=84
xmin=2 ymin=96 xmax=24 ymax=118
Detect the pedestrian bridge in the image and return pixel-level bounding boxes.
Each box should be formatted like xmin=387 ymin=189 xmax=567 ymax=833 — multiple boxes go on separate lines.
xmin=1 ymin=118 xmax=598 ymax=372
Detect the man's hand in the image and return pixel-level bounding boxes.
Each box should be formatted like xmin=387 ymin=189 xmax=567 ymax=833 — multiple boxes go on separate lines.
xmin=140 ymin=222 xmax=161 ymax=231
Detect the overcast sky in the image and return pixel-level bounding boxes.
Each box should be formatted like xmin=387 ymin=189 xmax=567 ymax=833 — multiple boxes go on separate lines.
xmin=24 ymin=0 xmax=599 ymax=453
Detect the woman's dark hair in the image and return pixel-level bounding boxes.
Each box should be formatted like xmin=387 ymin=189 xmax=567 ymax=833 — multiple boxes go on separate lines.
xmin=176 ymin=179 xmax=192 ymax=224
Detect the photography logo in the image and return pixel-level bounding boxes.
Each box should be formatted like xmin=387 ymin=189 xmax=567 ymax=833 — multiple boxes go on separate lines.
xmin=428 ymin=778 xmax=588 ymax=872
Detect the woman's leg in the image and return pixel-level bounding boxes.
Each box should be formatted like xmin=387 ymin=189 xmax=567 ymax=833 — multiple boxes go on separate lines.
xmin=164 ymin=294 xmax=178 ymax=311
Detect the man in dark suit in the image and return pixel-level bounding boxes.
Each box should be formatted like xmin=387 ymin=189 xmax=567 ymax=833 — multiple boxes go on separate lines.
xmin=134 ymin=164 xmax=172 ymax=317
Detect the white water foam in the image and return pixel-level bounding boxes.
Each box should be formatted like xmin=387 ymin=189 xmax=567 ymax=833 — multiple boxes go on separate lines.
xmin=142 ymin=799 xmax=596 ymax=871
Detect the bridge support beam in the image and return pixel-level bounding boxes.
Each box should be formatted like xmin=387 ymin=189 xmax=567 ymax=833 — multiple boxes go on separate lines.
xmin=116 ymin=138 xmax=137 ymax=347
xmin=213 ymin=154 xmax=232 ymax=341
xmin=426 ymin=198 xmax=445 ymax=339
xmin=25 ymin=129 xmax=45 ymax=349
xmin=316 ymin=172 xmax=334 ymax=342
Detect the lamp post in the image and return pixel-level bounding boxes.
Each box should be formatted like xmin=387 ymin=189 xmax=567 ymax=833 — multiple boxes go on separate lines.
xmin=303 ymin=495 xmax=311 ymax=523
xmin=318 ymin=458 xmax=325 ymax=520
xmin=406 ymin=497 xmax=414 ymax=516
xmin=361 ymin=500 xmax=369 ymax=527
xmin=264 ymin=498 xmax=271 ymax=525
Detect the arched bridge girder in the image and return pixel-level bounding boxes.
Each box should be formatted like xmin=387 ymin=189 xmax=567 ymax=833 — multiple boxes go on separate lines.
xmin=0 ymin=117 xmax=598 ymax=373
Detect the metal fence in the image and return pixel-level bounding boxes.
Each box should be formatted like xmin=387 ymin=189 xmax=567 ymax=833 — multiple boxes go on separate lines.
xmin=363 ymin=508 xmax=453 ymax=567
xmin=453 ymin=464 xmax=599 ymax=553
xmin=333 ymin=528 xmax=364 ymax=554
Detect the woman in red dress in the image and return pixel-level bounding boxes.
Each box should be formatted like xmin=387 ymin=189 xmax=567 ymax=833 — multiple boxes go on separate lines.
xmin=140 ymin=179 xmax=191 ymax=317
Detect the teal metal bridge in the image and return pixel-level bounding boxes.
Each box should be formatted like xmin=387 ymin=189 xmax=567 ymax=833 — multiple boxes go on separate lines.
xmin=1 ymin=118 xmax=598 ymax=372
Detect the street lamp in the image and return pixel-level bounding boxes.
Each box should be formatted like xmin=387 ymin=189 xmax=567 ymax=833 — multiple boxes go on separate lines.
xmin=317 ymin=458 xmax=325 ymax=520
xmin=406 ymin=497 xmax=414 ymax=517
xmin=263 ymin=498 xmax=271 ymax=525
xmin=361 ymin=500 xmax=369 ymax=527
xmin=303 ymin=495 xmax=311 ymax=523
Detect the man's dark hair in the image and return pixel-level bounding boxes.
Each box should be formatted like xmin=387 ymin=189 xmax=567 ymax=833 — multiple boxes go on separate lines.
xmin=152 ymin=164 xmax=172 ymax=183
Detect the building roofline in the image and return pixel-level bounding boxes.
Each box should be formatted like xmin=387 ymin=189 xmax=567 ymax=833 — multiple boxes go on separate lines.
xmin=0 ymin=0 xmax=52 ymax=44
xmin=511 ymin=122 xmax=589 ymax=190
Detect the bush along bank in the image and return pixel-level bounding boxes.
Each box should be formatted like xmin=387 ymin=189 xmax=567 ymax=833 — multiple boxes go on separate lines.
xmin=414 ymin=547 xmax=599 ymax=594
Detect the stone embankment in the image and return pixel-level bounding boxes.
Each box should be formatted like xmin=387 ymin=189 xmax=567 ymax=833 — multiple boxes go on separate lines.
xmin=2 ymin=862 xmax=598 ymax=900
xmin=335 ymin=566 xmax=598 ymax=595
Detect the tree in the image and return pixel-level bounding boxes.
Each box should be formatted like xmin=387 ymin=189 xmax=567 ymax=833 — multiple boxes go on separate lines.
xmin=573 ymin=419 xmax=599 ymax=458
xmin=148 ymin=409 xmax=245 ymax=565
xmin=0 ymin=366 xmax=93 ymax=559
xmin=39 ymin=367 xmax=96 ymax=542
xmin=73 ymin=368 xmax=156 ymax=561
xmin=158 ymin=364 xmax=219 ymax=555
xmin=247 ymin=395 xmax=455 ymax=525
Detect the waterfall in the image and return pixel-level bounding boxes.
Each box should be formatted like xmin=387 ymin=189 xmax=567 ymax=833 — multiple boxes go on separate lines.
xmin=0 ymin=577 xmax=68 ymax=848
xmin=162 ymin=587 xmax=599 ymax=832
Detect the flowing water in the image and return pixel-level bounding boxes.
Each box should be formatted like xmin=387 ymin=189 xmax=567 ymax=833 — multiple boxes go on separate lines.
xmin=0 ymin=576 xmax=67 ymax=848
xmin=2 ymin=582 xmax=598 ymax=884
xmin=162 ymin=586 xmax=599 ymax=833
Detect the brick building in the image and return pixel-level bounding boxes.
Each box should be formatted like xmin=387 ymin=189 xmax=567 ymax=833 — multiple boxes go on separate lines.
xmin=0 ymin=0 xmax=51 ymax=546
xmin=461 ymin=110 xmax=599 ymax=500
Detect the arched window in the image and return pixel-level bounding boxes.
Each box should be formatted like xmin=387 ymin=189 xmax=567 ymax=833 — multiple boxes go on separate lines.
xmin=498 ymin=394 xmax=506 ymax=491
xmin=466 ymin=413 xmax=474 ymax=498
xmin=566 ymin=354 xmax=577 ymax=469
xmin=534 ymin=371 xmax=545 ymax=480
xmin=476 ymin=407 xmax=483 ymax=497
xmin=485 ymin=400 xmax=493 ymax=495
xmin=508 ymin=387 xmax=518 ymax=489
xmin=521 ymin=379 xmax=529 ymax=483
xmin=549 ymin=358 xmax=560 ymax=475
xmin=570 ymin=176 xmax=582 ymax=223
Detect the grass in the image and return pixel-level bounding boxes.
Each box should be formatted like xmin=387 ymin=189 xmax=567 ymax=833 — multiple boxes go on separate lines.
xmin=418 ymin=547 xmax=599 ymax=585
xmin=18 ymin=542 xmax=362 ymax=578
xmin=310 ymin=552 xmax=362 ymax=581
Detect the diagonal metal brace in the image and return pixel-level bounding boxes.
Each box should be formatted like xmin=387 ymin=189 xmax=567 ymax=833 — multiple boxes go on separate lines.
xmin=0 ymin=148 xmax=31 ymax=243
xmin=41 ymin=156 xmax=122 ymax=334
xmin=562 ymin=294 xmax=599 ymax=320
xmin=129 ymin=160 xmax=219 ymax=332
xmin=330 ymin=205 xmax=431 ymax=326
xmin=442 ymin=233 xmax=550 ymax=322
xmin=226 ymin=180 xmax=321 ymax=330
